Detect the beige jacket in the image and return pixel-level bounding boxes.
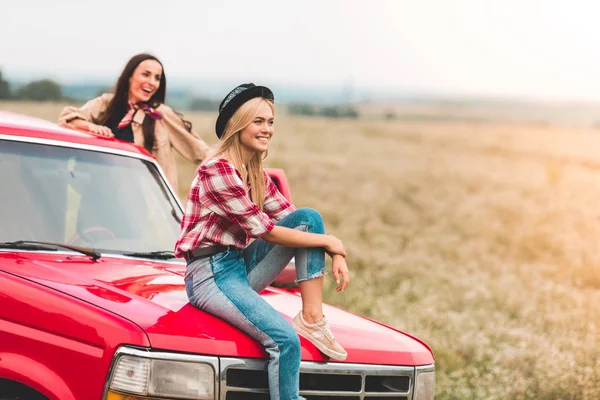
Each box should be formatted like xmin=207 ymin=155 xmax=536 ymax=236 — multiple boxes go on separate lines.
xmin=58 ymin=93 xmax=210 ymax=194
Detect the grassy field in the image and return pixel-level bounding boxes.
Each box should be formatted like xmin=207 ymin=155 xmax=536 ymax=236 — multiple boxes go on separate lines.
xmin=2 ymin=101 xmax=600 ymax=399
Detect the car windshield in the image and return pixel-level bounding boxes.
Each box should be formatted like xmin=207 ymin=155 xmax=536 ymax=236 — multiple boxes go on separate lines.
xmin=0 ymin=139 xmax=183 ymax=255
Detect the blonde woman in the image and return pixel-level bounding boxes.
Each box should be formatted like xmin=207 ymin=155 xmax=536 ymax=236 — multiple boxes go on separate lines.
xmin=174 ymin=83 xmax=350 ymax=400
xmin=58 ymin=53 xmax=209 ymax=193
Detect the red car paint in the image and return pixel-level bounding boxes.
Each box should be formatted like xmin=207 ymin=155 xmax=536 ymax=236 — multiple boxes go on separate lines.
xmin=0 ymin=111 xmax=434 ymax=400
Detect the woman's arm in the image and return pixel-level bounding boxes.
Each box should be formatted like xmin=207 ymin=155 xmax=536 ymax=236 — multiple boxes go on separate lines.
xmin=263 ymin=172 xmax=296 ymax=221
xmin=66 ymin=119 xmax=113 ymax=137
xmin=332 ymin=254 xmax=350 ymax=291
xmin=159 ymin=106 xmax=210 ymax=164
xmin=263 ymin=227 xmax=350 ymax=290
xmin=58 ymin=93 xmax=114 ymax=137
xmin=262 ymin=226 xmax=346 ymax=257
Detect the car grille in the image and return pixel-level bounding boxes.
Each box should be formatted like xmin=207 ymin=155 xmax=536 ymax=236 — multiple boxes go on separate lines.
xmin=220 ymin=358 xmax=414 ymax=399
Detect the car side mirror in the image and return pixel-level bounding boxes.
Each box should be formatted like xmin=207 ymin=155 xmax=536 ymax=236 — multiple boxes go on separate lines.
xmin=265 ymin=168 xmax=292 ymax=203
xmin=265 ymin=168 xmax=297 ymax=287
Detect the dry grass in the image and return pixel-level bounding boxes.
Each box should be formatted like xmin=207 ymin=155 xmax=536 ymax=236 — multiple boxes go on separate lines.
xmin=3 ymin=101 xmax=600 ymax=399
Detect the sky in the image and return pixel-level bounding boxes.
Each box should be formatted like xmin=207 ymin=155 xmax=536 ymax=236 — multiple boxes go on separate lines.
xmin=3 ymin=0 xmax=600 ymax=102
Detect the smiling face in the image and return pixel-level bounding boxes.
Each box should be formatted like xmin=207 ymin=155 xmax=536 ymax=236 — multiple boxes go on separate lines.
xmin=128 ymin=59 xmax=163 ymax=104
xmin=239 ymin=100 xmax=274 ymax=162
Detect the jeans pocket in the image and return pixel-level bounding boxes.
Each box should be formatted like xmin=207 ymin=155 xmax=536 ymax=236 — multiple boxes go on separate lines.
xmin=210 ymin=250 xmax=230 ymax=263
xmin=210 ymin=249 xmax=246 ymax=277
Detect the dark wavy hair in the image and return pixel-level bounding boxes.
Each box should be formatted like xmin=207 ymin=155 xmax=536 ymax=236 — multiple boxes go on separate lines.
xmin=94 ymin=53 xmax=192 ymax=151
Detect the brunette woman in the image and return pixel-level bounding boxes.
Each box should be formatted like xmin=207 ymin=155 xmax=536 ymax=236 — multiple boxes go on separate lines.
xmin=59 ymin=53 xmax=209 ymax=193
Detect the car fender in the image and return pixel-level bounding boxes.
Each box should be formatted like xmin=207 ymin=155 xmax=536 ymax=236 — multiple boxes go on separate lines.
xmin=0 ymin=353 xmax=75 ymax=400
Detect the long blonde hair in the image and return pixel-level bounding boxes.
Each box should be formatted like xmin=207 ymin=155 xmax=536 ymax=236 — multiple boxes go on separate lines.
xmin=213 ymin=97 xmax=275 ymax=210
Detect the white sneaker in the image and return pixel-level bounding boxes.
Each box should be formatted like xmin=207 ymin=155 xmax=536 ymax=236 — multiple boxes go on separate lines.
xmin=292 ymin=311 xmax=347 ymax=361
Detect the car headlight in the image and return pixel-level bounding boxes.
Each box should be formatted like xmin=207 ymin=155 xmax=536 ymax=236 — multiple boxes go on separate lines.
xmin=414 ymin=365 xmax=435 ymax=400
xmin=105 ymin=347 xmax=217 ymax=400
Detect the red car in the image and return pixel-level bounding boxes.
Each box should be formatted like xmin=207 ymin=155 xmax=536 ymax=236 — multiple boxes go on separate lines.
xmin=0 ymin=111 xmax=435 ymax=400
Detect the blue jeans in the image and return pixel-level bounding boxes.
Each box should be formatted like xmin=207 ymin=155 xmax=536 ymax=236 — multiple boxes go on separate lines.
xmin=184 ymin=208 xmax=326 ymax=400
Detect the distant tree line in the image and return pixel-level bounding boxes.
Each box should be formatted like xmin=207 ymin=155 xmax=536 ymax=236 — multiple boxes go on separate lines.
xmin=0 ymin=69 xmax=363 ymax=120
xmin=287 ymin=103 xmax=359 ymax=119
xmin=0 ymin=69 xmax=63 ymax=101
xmin=188 ymin=97 xmax=220 ymax=111
xmin=0 ymin=71 xmax=11 ymax=99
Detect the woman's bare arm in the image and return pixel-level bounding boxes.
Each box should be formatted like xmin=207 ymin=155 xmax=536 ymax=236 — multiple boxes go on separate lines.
xmin=332 ymin=254 xmax=350 ymax=291
xmin=261 ymin=226 xmax=346 ymax=257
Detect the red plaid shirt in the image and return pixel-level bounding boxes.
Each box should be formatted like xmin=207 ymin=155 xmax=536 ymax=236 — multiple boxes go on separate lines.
xmin=174 ymin=158 xmax=296 ymax=258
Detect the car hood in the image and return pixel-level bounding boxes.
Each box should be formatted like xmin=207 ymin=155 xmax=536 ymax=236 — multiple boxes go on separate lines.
xmin=0 ymin=252 xmax=433 ymax=365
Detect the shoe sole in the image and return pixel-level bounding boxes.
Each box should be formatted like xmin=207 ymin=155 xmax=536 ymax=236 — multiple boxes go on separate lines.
xmin=292 ymin=320 xmax=348 ymax=361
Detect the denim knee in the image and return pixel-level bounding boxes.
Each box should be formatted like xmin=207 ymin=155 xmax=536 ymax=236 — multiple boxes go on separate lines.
xmin=295 ymin=207 xmax=325 ymax=234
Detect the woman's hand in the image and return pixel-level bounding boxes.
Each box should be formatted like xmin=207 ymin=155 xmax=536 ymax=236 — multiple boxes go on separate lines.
xmin=332 ymin=254 xmax=350 ymax=292
xmin=324 ymin=235 xmax=346 ymax=258
xmin=85 ymin=122 xmax=114 ymax=138
xmin=64 ymin=119 xmax=114 ymax=138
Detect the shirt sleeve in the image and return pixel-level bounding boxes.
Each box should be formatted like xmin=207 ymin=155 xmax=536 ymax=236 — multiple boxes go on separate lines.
xmin=57 ymin=93 xmax=112 ymax=127
xmin=263 ymin=171 xmax=296 ymax=222
xmin=198 ymin=160 xmax=274 ymax=238
xmin=157 ymin=105 xmax=210 ymax=164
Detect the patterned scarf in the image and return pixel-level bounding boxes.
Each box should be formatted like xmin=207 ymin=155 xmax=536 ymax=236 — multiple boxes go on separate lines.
xmin=117 ymin=102 xmax=163 ymax=129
